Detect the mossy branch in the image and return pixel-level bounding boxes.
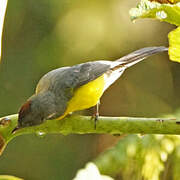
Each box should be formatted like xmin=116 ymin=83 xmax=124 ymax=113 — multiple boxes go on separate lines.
xmin=0 ymin=114 xmax=179 ymax=155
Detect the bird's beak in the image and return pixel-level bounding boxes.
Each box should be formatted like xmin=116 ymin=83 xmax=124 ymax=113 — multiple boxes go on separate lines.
xmin=12 ymin=126 xmax=20 ymax=134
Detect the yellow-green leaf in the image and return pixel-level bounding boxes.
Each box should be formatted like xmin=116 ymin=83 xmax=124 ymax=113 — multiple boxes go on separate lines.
xmin=149 ymin=0 xmax=180 ymax=4
xmin=0 ymin=175 xmax=23 ymax=180
xmin=129 ymin=0 xmax=180 ymax=26
xmin=168 ymin=26 xmax=180 ymax=62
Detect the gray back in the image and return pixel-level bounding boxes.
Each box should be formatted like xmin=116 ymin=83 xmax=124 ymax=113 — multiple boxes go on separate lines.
xmin=36 ymin=61 xmax=111 ymax=117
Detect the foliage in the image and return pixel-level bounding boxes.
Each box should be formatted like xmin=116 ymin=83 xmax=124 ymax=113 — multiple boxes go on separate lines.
xmin=129 ymin=0 xmax=180 ymax=25
xmin=130 ymin=0 xmax=180 ymax=62
xmin=91 ymin=134 xmax=180 ymax=180
xmin=169 ymin=27 xmax=180 ymax=61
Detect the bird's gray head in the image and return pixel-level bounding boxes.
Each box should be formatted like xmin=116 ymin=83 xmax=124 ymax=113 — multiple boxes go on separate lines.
xmin=13 ymin=91 xmax=56 ymax=132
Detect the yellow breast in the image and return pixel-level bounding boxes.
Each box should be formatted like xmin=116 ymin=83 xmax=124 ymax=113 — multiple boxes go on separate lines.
xmin=58 ymin=74 xmax=105 ymax=119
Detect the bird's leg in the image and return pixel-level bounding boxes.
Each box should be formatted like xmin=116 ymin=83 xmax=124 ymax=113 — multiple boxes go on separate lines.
xmin=93 ymin=101 xmax=100 ymax=129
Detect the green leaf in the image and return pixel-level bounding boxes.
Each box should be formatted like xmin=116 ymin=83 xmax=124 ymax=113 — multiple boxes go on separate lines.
xmin=168 ymin=26 xmax=180 ymax=62
xmin=129 ymin=0 xmax=180 ymax=26
xmin=150 ymin=0 xmax=180 ymax=4
xmin=0 ymin=175 xmax=23 ymax=180
xmin=168 ymin=0 xmax=180 ymax=3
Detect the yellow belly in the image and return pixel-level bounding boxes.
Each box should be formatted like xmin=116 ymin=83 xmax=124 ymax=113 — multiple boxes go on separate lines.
xmin=58 ymin=74 xmax=105 ymax=119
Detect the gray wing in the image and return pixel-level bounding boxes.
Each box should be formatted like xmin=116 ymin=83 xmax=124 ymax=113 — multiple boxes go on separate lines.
xmin=35 ymin=67 xmax=70 ymax=94
xmin=36 ymin=61 xmax=111 ymax=118
xmin=63 ymin=61 xmax=111 ymax=89
xmin=36 ymin=61 xmax=111 ymax=94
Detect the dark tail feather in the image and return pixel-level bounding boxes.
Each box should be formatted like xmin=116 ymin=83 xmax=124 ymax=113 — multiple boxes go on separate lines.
xmin=116 ymin=46 xmax=168 ymax=68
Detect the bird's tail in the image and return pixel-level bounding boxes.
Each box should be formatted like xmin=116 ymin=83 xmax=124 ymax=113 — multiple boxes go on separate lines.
xmin=115 ymin=46 xmax=168 ymax=68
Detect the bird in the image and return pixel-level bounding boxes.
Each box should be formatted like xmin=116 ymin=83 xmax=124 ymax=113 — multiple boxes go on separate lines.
xmin=12 ymin=46 xmax=168 ymax=133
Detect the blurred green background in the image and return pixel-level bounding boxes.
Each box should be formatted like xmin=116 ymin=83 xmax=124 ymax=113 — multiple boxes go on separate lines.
xmin=0 ymin=0 xmax=179 ymax=179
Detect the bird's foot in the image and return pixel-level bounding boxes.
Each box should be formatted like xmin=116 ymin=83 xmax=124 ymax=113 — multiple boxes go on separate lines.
xmin=91 ymin=112 xmax=99 ymax=129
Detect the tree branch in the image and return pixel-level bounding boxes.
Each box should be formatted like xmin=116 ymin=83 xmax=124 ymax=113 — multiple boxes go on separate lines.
xmin=0 ymin=114 xmax=179 ymax=155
